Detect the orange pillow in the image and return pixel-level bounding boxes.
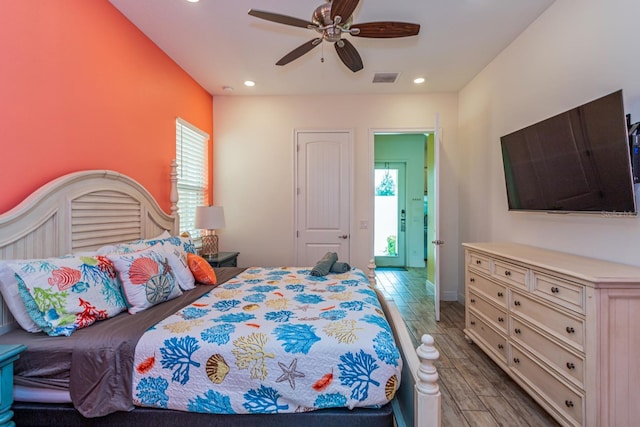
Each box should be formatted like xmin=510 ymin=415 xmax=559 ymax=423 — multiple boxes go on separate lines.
xmin=187 ymin=253 xmax=218 ymax=285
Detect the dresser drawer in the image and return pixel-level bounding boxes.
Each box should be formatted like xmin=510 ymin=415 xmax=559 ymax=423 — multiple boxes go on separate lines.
xmin=467 ymin=312 xmax=507 ymax=364
xmin=467 ymin=272 xmax=507 ymax=308
xmin=511 ymin=318 xmax=584 ymax=388
xmin=468 ymin=291 xmax=507 ymax=332
xmin=468 ymin=251 xmax=491 ymax=274
xmin=511 ymin=291 xmax=584 ymax=352
xmin=492 ymin=259 xmax=528 ymax=290
xmin=510 ymin=346 xmax=584 ymax=426
xmin=532 ymin=272 xmax=585 ymax=314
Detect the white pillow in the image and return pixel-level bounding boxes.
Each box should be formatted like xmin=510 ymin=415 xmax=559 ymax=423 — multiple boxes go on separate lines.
xmin=0 ymin=261 xmax=42 ymax=333
xmin=97 ymin=232 xmax=196 ymax=291
xmin=161 ymin=243 xmax=196 ymax=290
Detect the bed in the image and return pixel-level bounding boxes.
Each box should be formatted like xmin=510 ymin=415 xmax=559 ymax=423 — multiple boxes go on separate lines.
xmin=0 ymin=163 xmax=440 ymax=426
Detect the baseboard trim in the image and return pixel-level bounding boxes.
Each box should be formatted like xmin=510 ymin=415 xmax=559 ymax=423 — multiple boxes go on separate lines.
xmin=426 ymin=280 xmax=458 ymax=301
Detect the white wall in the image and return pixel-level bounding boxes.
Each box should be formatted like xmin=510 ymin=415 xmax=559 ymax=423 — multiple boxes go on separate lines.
xmin=213 ymin=93 xmax=460 ymax=300
xmin=458 ymin=0 xmax=640 ymax=299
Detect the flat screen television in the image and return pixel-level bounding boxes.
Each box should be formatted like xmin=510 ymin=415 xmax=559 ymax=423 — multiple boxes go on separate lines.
xmin=500 ymin=90 xmax=637 ymax=214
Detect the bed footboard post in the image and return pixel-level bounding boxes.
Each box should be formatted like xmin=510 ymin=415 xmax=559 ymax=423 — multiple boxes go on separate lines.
xmin=415 ymin=334 xmax=441 ymax=427
xmin=367 ymin=259 xmax=376 ymax=287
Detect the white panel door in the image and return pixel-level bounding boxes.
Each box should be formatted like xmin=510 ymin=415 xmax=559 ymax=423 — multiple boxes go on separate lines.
xmin=295 ymin=130 xmax=351 ymax=266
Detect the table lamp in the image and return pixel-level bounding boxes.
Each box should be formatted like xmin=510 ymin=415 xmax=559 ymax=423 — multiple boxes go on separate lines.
xmin=194 ymin=206 xmax=225 ymax=258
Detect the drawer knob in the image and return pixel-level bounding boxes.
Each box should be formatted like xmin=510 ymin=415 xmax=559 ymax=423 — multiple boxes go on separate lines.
xmin=513 ymin=357 xmax=520 ymax=364
xmin=514 ymin=300 xmax=521 ymax=306
xmin=470 ymin=321 xmax=476 ymax=325
xmin=565 ymin=400 xmax=574 ymax=408
xmin=498 ymin=344 xmax=504 ymax=349
xmin=566 ymin=362 xmax=576 ymax=370
xmin=514 ymin=328 xmax=521 ymax=334
xmin=551 ymin=286 xmax=560 ymax=294
xmin=497 ymin=292 xmax=504 ymax=297
xmin=566 ymin=326 xmax=575 ymax=334
xmin=470 ymin=298 xmax=476 ymax=303
xmin=470 ymin=277 xmax=475 ymax=283
xmin=498 ymin=317 xmax=504 ymax=323
xmin=504 ymin=270 xmax=511 ymax=276
xmin=476 ymin=260 xmax=481 ymax=265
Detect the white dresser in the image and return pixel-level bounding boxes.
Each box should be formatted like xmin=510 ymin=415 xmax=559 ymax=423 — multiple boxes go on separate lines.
xmin=462 ymin=242 xmax=640 ymax=427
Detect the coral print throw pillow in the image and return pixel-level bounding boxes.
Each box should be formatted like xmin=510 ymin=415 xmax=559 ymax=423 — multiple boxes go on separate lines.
xmin=8 ymin=255 xmax=128 ymax=337
xmin=108 ymin=245 xmax=183 ymax=314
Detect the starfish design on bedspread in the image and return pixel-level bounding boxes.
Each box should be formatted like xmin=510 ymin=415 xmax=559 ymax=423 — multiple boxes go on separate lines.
xmin=276 ymin=358 xmax=305 ymax=390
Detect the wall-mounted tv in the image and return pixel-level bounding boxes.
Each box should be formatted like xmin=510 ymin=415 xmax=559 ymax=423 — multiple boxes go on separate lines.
xmin=500 ymin=90 xmax=637 ymax=214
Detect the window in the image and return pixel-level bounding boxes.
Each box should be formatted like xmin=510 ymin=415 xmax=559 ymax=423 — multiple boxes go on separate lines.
xmin=176 ymin=118 xmax=209 ymax=237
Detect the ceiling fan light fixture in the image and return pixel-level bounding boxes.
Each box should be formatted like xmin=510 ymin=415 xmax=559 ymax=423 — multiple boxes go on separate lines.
xmin=248 ymin=0 xmax=420 ymax=72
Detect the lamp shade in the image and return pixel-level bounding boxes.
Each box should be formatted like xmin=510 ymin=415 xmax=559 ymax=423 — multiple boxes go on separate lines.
xmin=195 ymin=206 xmax=225 ymax=230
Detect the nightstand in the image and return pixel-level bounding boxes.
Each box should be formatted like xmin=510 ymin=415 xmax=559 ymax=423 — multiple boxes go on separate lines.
xmin=203 ymin=252 xmax=239 ymax=267
xmin=0 ymin=344 xmax=26 ymax=427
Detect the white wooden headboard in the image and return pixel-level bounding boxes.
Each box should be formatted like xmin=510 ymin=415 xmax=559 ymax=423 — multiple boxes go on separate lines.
xmin=0 ymin=164 xmax=179 ymax=329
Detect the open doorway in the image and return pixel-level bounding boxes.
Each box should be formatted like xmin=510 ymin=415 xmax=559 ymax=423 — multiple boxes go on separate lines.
xmin=372 ymin=130 xmax=439 ymax=318
xmin=373 ymin=133 xmax=428 ymax=269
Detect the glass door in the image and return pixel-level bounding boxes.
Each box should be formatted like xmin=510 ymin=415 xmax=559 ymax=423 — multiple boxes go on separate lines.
xmin=374 ymin=162 xmax=406 ymax=267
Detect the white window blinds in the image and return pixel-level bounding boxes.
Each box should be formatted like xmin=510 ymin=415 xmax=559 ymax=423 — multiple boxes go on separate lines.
xmin=176 ymin=118 xmax=209 ymax=237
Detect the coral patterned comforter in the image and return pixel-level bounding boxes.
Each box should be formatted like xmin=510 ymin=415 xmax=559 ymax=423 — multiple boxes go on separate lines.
xmin=132 ymin=267 xmax=402 ymax=414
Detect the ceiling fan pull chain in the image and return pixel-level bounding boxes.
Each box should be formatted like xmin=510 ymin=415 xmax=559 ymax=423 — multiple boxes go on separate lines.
xmin=321 ymin=42 xmax=325 ymax=63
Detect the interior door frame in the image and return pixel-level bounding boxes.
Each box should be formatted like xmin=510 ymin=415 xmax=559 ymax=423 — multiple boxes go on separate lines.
xmin=369 ymin=127 xmax=439 ymax=320
xmin=293 ymin=128 xmax=355 ymax=266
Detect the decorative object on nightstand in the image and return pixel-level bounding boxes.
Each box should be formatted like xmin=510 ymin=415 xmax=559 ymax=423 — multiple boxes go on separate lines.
xmin=0 ymin=344 xmax=26 ymax=426
xmin=194 ymin=205 xmax=225 ymax=258
xmin=204 ymin=251 xmax=239 ymax=268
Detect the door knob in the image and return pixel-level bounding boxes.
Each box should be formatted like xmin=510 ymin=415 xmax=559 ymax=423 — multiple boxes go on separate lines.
xmin=432 ymin=239 xmax=444 ymax=245
xmin=338 ymin=235 xmax=348 ymax=239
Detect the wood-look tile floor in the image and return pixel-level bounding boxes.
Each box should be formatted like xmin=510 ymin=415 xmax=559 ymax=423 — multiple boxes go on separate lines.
xmin=375 ymin=268 xmax=560 ymax=427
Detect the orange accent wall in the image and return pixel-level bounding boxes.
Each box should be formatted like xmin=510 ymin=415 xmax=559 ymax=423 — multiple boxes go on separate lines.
xmin=0 ymin=1 xmax=213 ymax=214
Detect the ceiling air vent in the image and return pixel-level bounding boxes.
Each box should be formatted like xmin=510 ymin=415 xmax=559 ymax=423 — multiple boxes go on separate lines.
xmin=372 ymin=73 xmax=399 ymax=83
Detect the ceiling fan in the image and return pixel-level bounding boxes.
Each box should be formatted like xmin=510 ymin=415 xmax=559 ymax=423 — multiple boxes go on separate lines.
xmin=248 ymin=0 xmax=420 ymax=73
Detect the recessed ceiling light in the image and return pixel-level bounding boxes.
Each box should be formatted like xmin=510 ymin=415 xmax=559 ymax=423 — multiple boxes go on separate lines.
xmin=186 ymin=0 xmax=199 ymax=3
xmin=222 ymin=86 xmax=234 ymax=92
xmin=414 ymin=77 xmax=425 ymax=84
xmin=244 ymin=80 xmax=256 ymax=87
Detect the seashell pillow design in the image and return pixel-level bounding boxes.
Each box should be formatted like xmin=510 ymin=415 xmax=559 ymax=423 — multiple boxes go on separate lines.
xmin=7 ymin=254 xmax=128 ymax=336
xmin=108 ymin=244 xmax=183 ymax=314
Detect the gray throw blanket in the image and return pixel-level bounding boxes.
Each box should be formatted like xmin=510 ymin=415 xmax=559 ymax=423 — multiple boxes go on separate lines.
xmin=310 ymin=252 xmax=338 ymax=276
xmin=330 ymin=261 xmax=351 ymax=273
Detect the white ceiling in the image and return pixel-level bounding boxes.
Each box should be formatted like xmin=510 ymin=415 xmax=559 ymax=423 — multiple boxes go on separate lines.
xmin=109 ymin=0 xmax=555 ymax=96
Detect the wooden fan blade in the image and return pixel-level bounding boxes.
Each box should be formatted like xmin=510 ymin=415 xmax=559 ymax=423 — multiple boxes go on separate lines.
xmin=351 ymin=22 xmax=420 ymax=38
xmin=248 ymin=9 xmax=315 ymax=29
xmin=334 ymin=39 xmax=363 ymax=72
xmin=330 ymin=0 xmax=360 ymax=23
xmin=276 ymin=38 xmax=322 ymax=66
